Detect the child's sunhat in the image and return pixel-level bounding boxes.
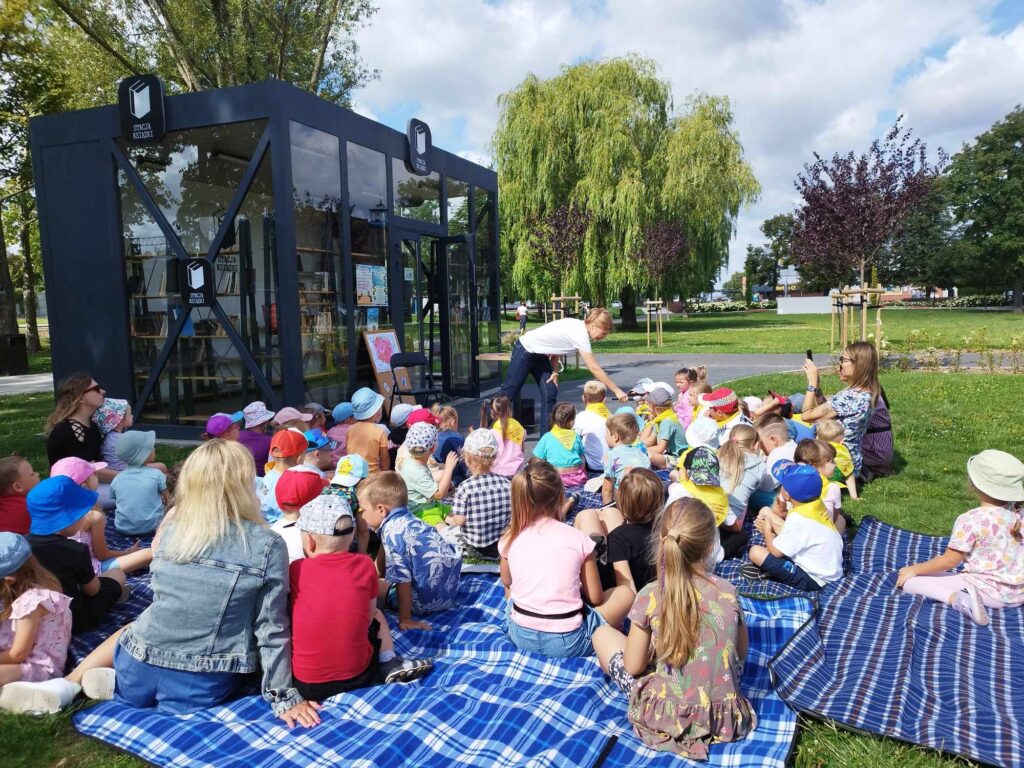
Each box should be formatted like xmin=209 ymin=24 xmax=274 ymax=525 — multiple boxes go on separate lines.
xmin=390 ymin=403 xmax=416 ymax=428
xmin=304 ymin=429 xmax=333 ymax=452
xmin=304 ymin=402 xmax=327 ymax=415
xmin=614 ymin=405 xmax=644 ymax=430
xmin=92 ymin=398 xmax=129 ymax=436
xmin=967 ymin=450 xmax=1024 ymax=502
xmin=0 ymin=532 xmax=30 ymax=577
xmin=406 ymin=422 xmax=438 ymax=453
xmin=206 ymin=411 xmax=244 ymax=437
xmin=771 ymin=460 xmax=823 ymax=502
xmin=273 ymin=407 xmax=314 ymax=426
xmin=684 ymin=446 xmax=720 ymax=486
xmin=332 ymin=402 xmax=355 ymax=423
xmin=243 ymin=401 xmax=276 ymax=429
xmin=27 ymin=476 xmax=98 ymax=535
xmin=407 ymin=407 xmax=439 ymax=427
xmin=50 ymin=457 xmax=108 ymax=486
xmin=115 ymin=430 xmax=157 ymax=468
xmin=275 ymin=467 xmax=328 ymax=510
xmin=684 ymin=416 xmax=718 ymax=449
xmin=644 ymin=385 xmax=673 ymax=407
xmin=270 ymin=428 xmax=309 ymax=459
xmin=331 ymin=455 xmax=370 ymax=487
xmin=351 ymin=388 xmax=385 ymax=420
xmin=698 ymin=388 xmax=738 ymax=413
xmin=464 ymin=428 xmax=498 ymax=458
xmin=299 ymin=494 xmax=355 ymax=536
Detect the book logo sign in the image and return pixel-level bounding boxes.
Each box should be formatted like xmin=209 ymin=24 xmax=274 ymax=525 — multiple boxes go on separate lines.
xmin=406 ymin=118 xmax=431 ymax=176
xmin=180 ymin=259 xmax=214 ymax=307
xmin=119 ymin=74 xmax=166 ymax=145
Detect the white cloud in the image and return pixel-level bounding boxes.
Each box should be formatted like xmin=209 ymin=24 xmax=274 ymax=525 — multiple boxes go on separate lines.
xmin=351 ymin=1 xmax=1024 ymax=282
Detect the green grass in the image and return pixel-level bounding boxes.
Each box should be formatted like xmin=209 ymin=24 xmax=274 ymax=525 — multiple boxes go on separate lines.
xmin=4 ymin=370 xmax=1021 ymax=767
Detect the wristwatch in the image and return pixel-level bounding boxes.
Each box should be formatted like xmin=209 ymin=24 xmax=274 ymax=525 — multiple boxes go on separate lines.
xmin=806 ymin=385 xmax=821 ymax=394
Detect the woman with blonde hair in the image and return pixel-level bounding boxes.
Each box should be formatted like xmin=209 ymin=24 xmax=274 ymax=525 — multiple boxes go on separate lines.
xmin=592 ymin=497 xmax=757 ymax=758
xmin=2 ymin=440 xmax=322 ymax=726
xmin=500 ymin=307 xmax=628 ymax=431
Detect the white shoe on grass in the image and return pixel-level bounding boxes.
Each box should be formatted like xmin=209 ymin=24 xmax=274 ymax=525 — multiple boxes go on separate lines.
xmin=0 ymin=678 xmax=81 ymax=714
xmin=82 ymin=668 xmax=116 ymax=701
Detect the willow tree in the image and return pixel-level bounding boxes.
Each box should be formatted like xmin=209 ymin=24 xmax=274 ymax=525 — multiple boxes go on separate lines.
xmin=493 ymin=55 xmax=759 ymax=327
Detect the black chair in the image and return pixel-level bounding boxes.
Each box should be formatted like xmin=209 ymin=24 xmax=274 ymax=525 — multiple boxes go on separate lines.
xmin=388 ymin=352 xmax=445 ymax=415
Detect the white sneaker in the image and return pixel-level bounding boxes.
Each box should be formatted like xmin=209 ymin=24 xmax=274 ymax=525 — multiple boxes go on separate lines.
xmin=82 ymin=668 xmax=117 ymax=701
xmin=0 ymin=678 xmax=80 ymax=714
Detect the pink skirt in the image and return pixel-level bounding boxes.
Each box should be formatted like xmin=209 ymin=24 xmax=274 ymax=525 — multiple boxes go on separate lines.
xmin=559 ymin=465 xmax=588 ymax=488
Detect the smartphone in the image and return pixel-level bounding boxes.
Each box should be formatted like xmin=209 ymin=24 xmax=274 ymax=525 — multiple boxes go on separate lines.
xmin=806 ymin=349 xmax=813 ymax=361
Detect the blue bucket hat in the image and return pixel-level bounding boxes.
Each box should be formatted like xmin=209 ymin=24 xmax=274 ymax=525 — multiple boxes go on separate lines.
xmin=116 ymin=430 xmax=157 ymax=467
xmin=332 ymin=402 xmax=354 ymax=423
xmin=772 ymin=460 xmax=823 ymax=502
xmin=27 ymin=476 xmax=98 ymax=535
xmin=351 ymin=387 xmax=384 ymax=420
xmin=0 ymin=532 xmax=31 ymax=577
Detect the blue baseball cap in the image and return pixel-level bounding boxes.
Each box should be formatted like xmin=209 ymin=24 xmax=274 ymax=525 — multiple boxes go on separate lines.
xmin=332 ymin=402 xmax=354 ymax=422
xmin=27 ymin=476 xmax=98 ymax=535
xmin=304 ymin=428 xmax=333 ymax=452
xmin=771 ymin=460 xmax=823 ymax=502
xmin=614 ymin=406 xmax=644 ymax=430
xmin=0 ymin=532 xmax=31 ymax=577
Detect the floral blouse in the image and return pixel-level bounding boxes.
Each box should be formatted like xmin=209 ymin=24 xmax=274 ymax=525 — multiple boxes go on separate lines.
xmin=626 ymin=575 xmax=757 ymax=759
xmin=950 ymin=506 xmax=1024 ymax=606
xmin=0 ymin=588 xmax=72 ymax=682
xmin=828 ymin=388 xmax=873 ymax=475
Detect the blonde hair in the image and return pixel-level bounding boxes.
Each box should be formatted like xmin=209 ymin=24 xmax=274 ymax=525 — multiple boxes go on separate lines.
xmin=359 ymin=471 xmax=408 ymax=509
xmin=583 ymin=381 xmax=607 ymax=403
xmin=654 ymin=498 xmax=717 ymax=668
xmin=844 ymin=341 xmax=881 ymax=407
xmin=504 ymin=461 xmax=564 ymax=548
xmin=675 ymin=366 xmax=708 ymax=384
xmin=435 ymin=406 xmax=459 ymax=431
xmin=815 ymin=419 xmax=845 ymax=443
xmin=0 ymin=555 xmax=61 ymax=623
xmin=689 ymin=382 xmax=712 ymax=400
xmin=794 ymin=438 xmax=836 ymax=468
xmin=717 ymin=424 xmax=759 ymax=493
xmin=44 ymin=373 xmax=96 ymax=435
xmin=616 ymin=468 xmax=663 ymax=524
xmin=584 ymin=307 xmax=613 ymax=333
xmin=161 ymin=440 xmax=263 ymax=563
xmin=606 ymin=412 xmax=639 ymax=443
xmin=465 ymin=451 xmax=495 ymax=474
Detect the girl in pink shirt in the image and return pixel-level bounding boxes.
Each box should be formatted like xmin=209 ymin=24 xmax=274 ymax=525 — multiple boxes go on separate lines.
xmin=673 ymin=366 xmax=707 ymax=428
xmin=499 ymin=461 xmax=633 ymax=657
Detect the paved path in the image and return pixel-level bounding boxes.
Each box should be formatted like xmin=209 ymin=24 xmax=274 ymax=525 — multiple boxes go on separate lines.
xmin=0 ymin=373 xmax=53 ymax=396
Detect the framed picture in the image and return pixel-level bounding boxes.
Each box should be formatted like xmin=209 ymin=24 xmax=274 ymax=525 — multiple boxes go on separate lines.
xmin=362 ymin=330 xmax=401 ymax=373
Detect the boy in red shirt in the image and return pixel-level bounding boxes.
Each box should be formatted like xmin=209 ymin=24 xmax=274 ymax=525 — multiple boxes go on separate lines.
xmin=289 ymin=495 xmax=432 ymax=700
xmin=0 ymin=456 xmax=40 ymax=534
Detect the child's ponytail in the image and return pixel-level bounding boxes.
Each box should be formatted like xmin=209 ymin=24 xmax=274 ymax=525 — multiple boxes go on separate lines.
xmin=492 ymin=395 xmax=512 ymax=440
xmin=478 ymin=399 xmax=492 ymax=431
xmin=655 ymin=498 xmax=717 ymax=668
xmin=0 ymin=555 xmax=61 ymax=623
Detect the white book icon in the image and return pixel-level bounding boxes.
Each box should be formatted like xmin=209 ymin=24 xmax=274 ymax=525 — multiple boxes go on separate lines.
xmin=414 ymin=124 xmax=427 ymax=155
xmin=187 ymin=262 xmax=205 ymax=291
xmin=129 ymin=82 xmax=151 ymax=119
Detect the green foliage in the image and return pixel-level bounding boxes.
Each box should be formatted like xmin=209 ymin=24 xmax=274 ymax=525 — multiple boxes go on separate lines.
xmin=721 ymin=271 xmax=744 ymax=296
xmin=493 ymin=55 xmax=759 ymax=304
xmin=743 ymin=243 xmax=777 ymax=294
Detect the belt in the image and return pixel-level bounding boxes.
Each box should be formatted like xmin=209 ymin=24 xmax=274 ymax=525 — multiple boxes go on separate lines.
xmin=512 ymin=602 xmax=583 ymax=620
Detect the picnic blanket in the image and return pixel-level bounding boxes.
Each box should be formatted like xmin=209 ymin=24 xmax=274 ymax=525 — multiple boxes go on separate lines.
xmin=770 ymin=516 xmax=1024 ymax=768
xmin=74 ymin=575 xmax=813 ymax=767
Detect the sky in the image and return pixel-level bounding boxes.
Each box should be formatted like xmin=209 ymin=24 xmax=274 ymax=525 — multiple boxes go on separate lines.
xmin=349 ymin=0 xmax=1024 ymax=282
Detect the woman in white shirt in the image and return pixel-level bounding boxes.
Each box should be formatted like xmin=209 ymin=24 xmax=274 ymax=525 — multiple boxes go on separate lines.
xmin=501 ymin=308 xmax=628 ymax=431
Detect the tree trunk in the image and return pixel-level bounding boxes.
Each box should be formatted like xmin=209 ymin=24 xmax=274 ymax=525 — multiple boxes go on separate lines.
xmin=0 ymin=214 xmax=19 ymax=335
xmin=1014 ymin=273 xmax=1023 ymax=314
xmin=619 ymin=285 xmax=639 ymax=330
xmin=19 ymin=214 xmax=40 ymax=353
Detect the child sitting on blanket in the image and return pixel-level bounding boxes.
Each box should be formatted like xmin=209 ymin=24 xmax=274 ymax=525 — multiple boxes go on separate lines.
xmin=602 ymin=413 xmax=651 ymax=505
xmin=484 ymin=396 xmax=526 ymax=478
xmin=272 ymin=467 xmax=329 ymax=562
xmin=668 ymin=447 xmax=746 ymax=560
xmin=400 ymin=423 xmax=459 ymax=521
xmin=501 ymin=461 xmax=634 ymax=656
xmin=437 ymin=429 xmax=510 ymax=560
xmin=638 ymin=385 xmax=685 ymax=469
xmin=793 ymin=439 xmax=847 ymax=534
xmin=432 ymin=406 xmax=467 ymax=487
xmin=324 ymin=454 xmax=371 ymax=554
xmin=746 ymin=461 xmax=843 ymax=591
xmin=359 ymin=472 xmax=461 ymax=631
xmin=717 ymin=425 xmax=771 ymax=529
xmin=110 ymin=431 xmax=168 ymax=536
xmin=51 ymin=458 xmax=152 ymax=576
xmin=0 ymin=455 xmax=40 ymax=535
xmin=814 ymin=419 xmax=858 ymax=500
xmin=897 ymin=450 xmax=1024 ymax=626
xmin=289 ymin=495 xmax=431 ymax=701
xmin=591 ymin=497 xmax=757 ymax=759
xmin=574 ymin=468 xmax=662 ymax=592
xmin=533 ymin=403 xmax=588 ymax=489
xmin=0 ymin=533 xmax=73 ymax=691
xmin=256 ymin=429 xmax=308 ymax=523
xmin=327 ymin=402 xmax=356 ymax=464
xmin=347 ymin=388 xmax=391 ymax=474
xmin=574 ymin=381 xmax=610 ymax=472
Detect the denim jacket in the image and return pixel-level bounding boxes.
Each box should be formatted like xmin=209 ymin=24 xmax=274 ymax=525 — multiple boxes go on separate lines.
xmin=119 ymin=519 xmax=302 ymax=715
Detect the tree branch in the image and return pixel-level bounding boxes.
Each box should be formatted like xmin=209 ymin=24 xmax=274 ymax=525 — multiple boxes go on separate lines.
xmin=49 ymin=0 xmax=142 ymax=74
xmin=309 ymin=0 xmax=340 ymax=92
xmin=145 ymin=0 xmax=215 ymax=89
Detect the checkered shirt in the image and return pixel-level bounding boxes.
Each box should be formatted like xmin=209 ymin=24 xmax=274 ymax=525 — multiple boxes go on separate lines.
xmin=452 ymin=472 xmax=511 ymax=548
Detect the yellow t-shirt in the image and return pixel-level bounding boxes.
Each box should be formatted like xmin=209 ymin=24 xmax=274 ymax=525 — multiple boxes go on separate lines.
xmin=830 ymin=442 xmax=854 ymax=480
xmin=493 ymin=417 xmax=526 ymax=445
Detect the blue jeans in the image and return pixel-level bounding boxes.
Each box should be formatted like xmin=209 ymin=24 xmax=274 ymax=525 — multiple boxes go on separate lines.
xmin=505 ymin=602 xmax=605 ymax=658
xmin=114 ymin=643 xmax=242 ymax=714
xmin=760 ymin=553 xmax=822 ymax=592
xmin=500 ymin=341 xmax=558 ymax=431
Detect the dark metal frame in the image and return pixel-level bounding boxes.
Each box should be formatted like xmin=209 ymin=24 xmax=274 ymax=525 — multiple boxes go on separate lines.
xmin=29 ymin=80 xmax=499 ymax=438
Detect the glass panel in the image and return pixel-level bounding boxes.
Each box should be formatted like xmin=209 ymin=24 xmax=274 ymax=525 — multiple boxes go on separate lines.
xmin=474 ymin=187 xmax=500 ymax=383
xmin=348 ymin=143 xmax=390 ymax=384
xmin=119 ymin=121 xmax=283 ymax=427
xmin=446 ymin=177 xmax=470 ymax=236
xmin=446 ymin=241 xmax=473 ymax=392
xmin=392 ymin=159 xmax=440 ymax=224
xmin=399 ymin=238 xmax=421 ymax=355
xmin=291 ymin=121 xmax=345 ymax=406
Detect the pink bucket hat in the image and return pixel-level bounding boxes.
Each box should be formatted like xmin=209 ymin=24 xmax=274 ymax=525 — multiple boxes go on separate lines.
xmin=50 ymin=457 xmax=108 ymax=486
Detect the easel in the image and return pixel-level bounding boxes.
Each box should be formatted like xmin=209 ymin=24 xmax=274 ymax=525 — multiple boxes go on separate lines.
xmin=644 ymin=299 xmax=664 ymax=347
xmin=835 ymin=285 xmax=885 ymax=352
xmin=547 ymin=294 xmax=583 ymax=369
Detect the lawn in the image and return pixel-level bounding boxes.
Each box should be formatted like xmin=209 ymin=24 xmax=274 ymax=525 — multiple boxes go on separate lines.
xmin=3 ymin=370 xmax=1020 ymax=767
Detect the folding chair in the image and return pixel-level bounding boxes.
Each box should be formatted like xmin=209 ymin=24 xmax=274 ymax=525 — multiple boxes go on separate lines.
xmin=388 ymin=352 xmax=445 ymax=415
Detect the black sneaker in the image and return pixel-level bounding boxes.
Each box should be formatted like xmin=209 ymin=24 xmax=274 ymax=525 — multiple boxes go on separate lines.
xmin=380 ymin=657 xmax=432 ymax=684
xmin=740 ymin=562 xmax=766 ymax=581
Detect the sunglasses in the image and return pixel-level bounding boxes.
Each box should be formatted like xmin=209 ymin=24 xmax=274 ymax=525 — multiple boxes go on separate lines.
xmin=84 ymin=384 xmax=102 ymax=395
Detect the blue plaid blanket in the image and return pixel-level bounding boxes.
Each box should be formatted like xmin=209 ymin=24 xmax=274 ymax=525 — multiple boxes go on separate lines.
xmin=770 ymin=516 xmax=1024 ymax=768
xmin=74 ymin=575 xmax=812 ymax=767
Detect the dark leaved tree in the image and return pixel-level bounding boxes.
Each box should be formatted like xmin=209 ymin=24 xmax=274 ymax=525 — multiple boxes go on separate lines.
xmin=528 ymin=203 xmax=592 ymax=299
xmin=636 ymin=221 xmax=689 ymax=302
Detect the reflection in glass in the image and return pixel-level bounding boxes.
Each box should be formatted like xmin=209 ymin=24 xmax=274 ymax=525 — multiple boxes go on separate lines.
xmin=474 ymin=187 xmax=501 ymax=383
xmin=392 ymin=159 xmax=440 ymax=224
xmin=446 ymin=178 xmax=470 ymax=236
xmin=446 ymin=241 xmax=473 ymax=391
xmin=291 ymin=122 xmax=345 ymax=405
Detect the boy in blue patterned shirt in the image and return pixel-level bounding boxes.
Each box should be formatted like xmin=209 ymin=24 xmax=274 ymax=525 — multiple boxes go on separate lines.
xmin=358 ymin=471 xmax=461 ymax=631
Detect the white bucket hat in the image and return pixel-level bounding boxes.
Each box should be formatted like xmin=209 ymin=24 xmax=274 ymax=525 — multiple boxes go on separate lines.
xmin=967 ymin=450 xmax=1024 ymax=502
xmin=685 ymin=416 xmax=718 ymax=450
xmin=243 ymin=401 xmax=276 ymax=429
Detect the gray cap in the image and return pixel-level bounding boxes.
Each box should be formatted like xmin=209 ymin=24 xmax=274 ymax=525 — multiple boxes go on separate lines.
xmin=0 ymin=532 xmax=31 ymax=577
xmin=298 ymin=494 xmax=355 ymax=535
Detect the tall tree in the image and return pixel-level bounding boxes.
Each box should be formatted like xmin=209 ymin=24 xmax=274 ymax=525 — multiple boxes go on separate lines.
xmin=946 ymin=105 xmax=1024 ymax=312
xmin=791 ymin=118 xmax=945 ymax=292
xmin=743 ymin=244 xmax=778 ymax=296
xmin=493 ymin=56 xmax=759 ymax=329
xmin=527 ymin=203 xmax=592 ymax=298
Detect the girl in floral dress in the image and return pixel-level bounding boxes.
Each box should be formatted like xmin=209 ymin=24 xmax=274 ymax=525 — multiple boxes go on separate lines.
xmin=0 ymin=532 xmax=72 ymax=689
xmin=897 ymin=450 xmax=1024 ymax=626
xmin=592 ymin=497 xmax=757 ymax=759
